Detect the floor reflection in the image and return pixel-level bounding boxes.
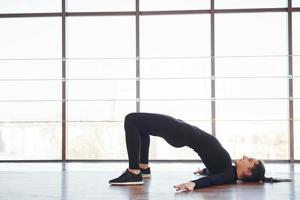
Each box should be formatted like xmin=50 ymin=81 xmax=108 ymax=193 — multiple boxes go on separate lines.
xmin=61 ymin=162 xmax=68 ymax=200
xmin=108 ymin=178 xmax=151 ymax=200
xmin=19 ymin=162 xmax=297 ymax=200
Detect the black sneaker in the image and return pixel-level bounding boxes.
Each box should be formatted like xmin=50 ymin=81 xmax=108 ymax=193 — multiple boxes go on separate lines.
xmin=109 ymin=169 xmax=143 ymax=185
xmin=140 ymin=167 xmax=151 ymax=178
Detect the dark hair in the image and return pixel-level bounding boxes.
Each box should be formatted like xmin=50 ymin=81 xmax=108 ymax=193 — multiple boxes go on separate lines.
xmin=241 ymin=160 xmax=292 ymax=183
xmin=241 ymin=160 xmax=265 ymax=182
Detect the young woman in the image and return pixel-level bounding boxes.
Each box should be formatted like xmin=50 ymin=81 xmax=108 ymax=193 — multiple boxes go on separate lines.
xmin=109 ymin=112 xmax=290 ymax=191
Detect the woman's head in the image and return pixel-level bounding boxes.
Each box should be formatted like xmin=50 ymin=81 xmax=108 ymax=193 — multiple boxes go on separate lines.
xmin=235 ymin=155 xmax=265 ymax=182
xmin=236 ymin=156 xmax=292 ymax=183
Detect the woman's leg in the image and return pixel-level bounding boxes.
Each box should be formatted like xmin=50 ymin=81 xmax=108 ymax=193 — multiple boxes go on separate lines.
xmin=124 ymin=112 xmax=190 ymax=170
xmin=139 ymin=130 xmax=150 ymax=166
xmin=110 ymin=112 xmax=210 ymax=185
xmin=124 ymin=115 xmax=141 ymax=170
xmin=124 ymin=125 xmax=150 ymax=169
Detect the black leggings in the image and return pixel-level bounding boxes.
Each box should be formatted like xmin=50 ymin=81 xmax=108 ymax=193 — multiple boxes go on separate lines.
xmin=124 ymin=112 xmax=232 ymax=174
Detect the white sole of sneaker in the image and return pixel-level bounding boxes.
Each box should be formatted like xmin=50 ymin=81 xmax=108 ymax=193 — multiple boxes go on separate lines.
xmin=141 ymin=174 xmax=151 ymax=178
xmin=110 ymin=181 xmax=144 ymax=185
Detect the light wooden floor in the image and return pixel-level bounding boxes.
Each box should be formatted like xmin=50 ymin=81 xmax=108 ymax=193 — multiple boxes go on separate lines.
xmin=0 ymin=162 xmax=299 ymax=200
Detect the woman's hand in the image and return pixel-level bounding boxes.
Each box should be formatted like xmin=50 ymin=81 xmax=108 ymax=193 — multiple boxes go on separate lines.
xmin=193 ymin=167 xmax=203 ymax=176
xmin=174 ymin=181 xmax=196 ymax=192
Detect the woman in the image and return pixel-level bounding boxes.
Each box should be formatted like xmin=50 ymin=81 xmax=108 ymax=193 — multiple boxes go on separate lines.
xmin=109 ymin=112 xmax=290 ymax=191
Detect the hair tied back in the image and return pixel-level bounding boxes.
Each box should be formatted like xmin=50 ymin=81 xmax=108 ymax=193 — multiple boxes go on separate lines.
xmin=263 ymin=177 xmax=292 ymax=183
xmin=263 ymin=177 xmax=273 ymax=183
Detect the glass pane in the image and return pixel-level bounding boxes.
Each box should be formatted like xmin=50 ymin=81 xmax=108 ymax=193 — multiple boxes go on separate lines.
xmin=67 ymin=80 xmax=135 ymax=99
xmin=67 ymin=101 xmax=135 ymax=121
xmin=295 ymin=0 xmax=299 ymax=127
xmin=66 ymin=0 xmax=134 ymax=12
xmin=0 ymin=102 xmax=61 ymax=121
xmin=140 ymin=0 xmax=209 ymax=11
xmin=294 ymin=13 xmax=300 ymax=55
xmin=295 ymin=78 xmax=300 ymax=98
xmin=294 ymin=0 xmax=300 ymax=7
xmin=295 ymin=57 xmax=300 ymax=76
xmin=215 ymin=0 xmax=287 ymax=9
xmin=215 ymin=78 xmax=288 ymax=98
xmin=0 ymin=18 xmax=61 ymax=58
xmin=0 ymin=123 xmax=61 ymax=160
xmin=140 ymin=58 xmax=210 ymax=78
xmin=140 ymin=15 xmax=210 ymax=57
xmin=215 ymin=57 xmax=288 ymax=77
xmin=0 ymin=60 xmax=61 ymax=79
xmin=295 ymin=121 xmax=300 ymax=159
xmin=295 ymin=100 xmax=300 ymax=121
xmin=140 ymin=100 xmax=211 ymax=121
xmin=295 ymin=2 xmax=300 ymax=156
xmin=67 ymin=122 xmax=126 ymax=159
xmin=295 ymin=60 xmax=299 ymax=162
xmin=0 ymin=0 xmax=60 ymax=13
xmin=141 ymin=79 xmax=210 ymax=99
xmin=216 ymin=100 xmax=289 ymax=120
xmin=216 ymin=121 xmax=289 ymax=159
xmin=215 ymin=13 xmax=287 ymax=56
xmin=67 ymin=59 xmax=135 ymax=79
xmin=0 ymin=81 xmax=61 ymax=100
xmin=67 ymin=17 xmax=135 ymax=58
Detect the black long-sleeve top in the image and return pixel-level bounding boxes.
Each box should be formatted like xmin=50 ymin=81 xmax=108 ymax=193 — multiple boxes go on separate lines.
xmin=185 ymin=125 xmax=238 ymax=189
xmin=191 ymin=166 xmax=238 ymax=189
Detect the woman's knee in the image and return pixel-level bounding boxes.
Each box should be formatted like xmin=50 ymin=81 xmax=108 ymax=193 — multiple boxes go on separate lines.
xmin=124 ymin=112 xmax=140 ymax=126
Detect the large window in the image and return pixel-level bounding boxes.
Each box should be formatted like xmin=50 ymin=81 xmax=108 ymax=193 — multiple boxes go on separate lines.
xmin=66 ymin=16 xmax=135 ymax=159
xmin=294 ymin=12 xmax=300 ymax=159
xmin=140 ymin=14 xmax=211 ymax=159
xmin=0 ymin=0 xmax=299 ymax=161
xmin=215 ymin=13 xmax=289 ymax=159
xmin=0 ymin=18 xmax=61 ymax=160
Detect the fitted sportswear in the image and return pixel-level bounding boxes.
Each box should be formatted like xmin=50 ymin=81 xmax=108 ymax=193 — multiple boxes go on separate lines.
xmin=124 ymin=112 xmax=238 ymax=189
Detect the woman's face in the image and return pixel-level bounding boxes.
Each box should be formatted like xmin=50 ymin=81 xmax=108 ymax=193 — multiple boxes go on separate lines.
xmin=235 ymin=155 xmax=259 ymax=174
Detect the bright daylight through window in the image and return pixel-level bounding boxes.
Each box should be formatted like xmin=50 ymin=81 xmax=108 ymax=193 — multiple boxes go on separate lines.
xmin=0 ymin=0 xmax=299 ymax=161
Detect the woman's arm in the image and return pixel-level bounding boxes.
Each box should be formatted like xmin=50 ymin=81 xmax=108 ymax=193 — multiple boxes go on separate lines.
xmin=174 ymin=173 xmax=230 ymax=192
xmin=191 ymin=171 xmax=235 ymax=189
xmin=193 ymin=168 xmax=210 ymax=176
